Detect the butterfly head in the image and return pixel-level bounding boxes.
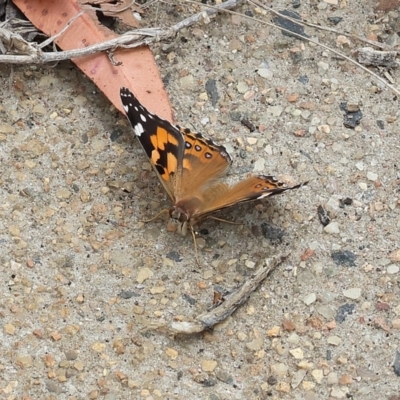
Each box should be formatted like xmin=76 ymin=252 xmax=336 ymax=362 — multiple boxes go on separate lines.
xmin=169 ymin=206 xmax=190 ymax=236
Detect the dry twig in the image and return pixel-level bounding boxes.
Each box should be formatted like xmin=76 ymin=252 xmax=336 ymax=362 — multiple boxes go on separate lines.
xmin=146 ymin=254 xmax=286 ymax=335
xmin=0 ymin=0 xmax=242 ymax=64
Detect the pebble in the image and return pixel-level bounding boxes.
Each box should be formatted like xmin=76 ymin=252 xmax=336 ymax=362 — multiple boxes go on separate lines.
xmin=4 ymin=323 xmax=16 ymax=335
xmin=253 ymin=158 xmax=265 ymax=172
xmin=327 ymin=372 xmax=339 ymax=385
xmin=276 ymin=382 xmax=291 ymax=393
xmin=287 ymin=332 xmax=300 ymax=344
xmin=200 ymin=117 xmax=209 ymax=125
xmin=323 ymin=222 xmax=339 ymax=234
xmin=245 ymin=260 xmax=256 ymax=269
xmin=302 ymin=381 xmax=315 ymax=391
xmin=387 ymin=264 xmax=399 ymax=274
xmin=332 ymin=250 xmax=357 ymax=267
xmin=257 ymin=68 xmax=273 ymax=79
xmin=201 ymin=359 xmax=218 ymax=372
xmin=46 ymin=380 xmax=63 ymax=394
xmin=33 ymin=104 xmax=47 ymax=114
xmin=335 ymin=303 xmax=356 ymax=323
xmin=180 ymin=74 xmax=194 ymax=89
xmin=392 ymin=319 xmax=400 ymax=329
xmin=166 ymin=348 xmax=178 ymax=360
xmin=303 ymin=293 xmax=317 ymax=305
xmin=289 ymin=348 xmax=304 ymax=359
xmin=327 ymin=335 xmax=342 ymax=346
xmin=150 ymin=286 xmax=165 ymax=294
xmin=136 ymin=268 xmax=153 ymax=283
xmin=270 ymin=363 xmax=288 ymax=377
xmin=318 ymin=61 xmax=329 ymax=70
xmin=291 ymin=370 xmax=307 ymax=389
xmin=390 ymin=249 xmax=400 ymax=262
xmin=16 ymin=355 xmax=33 ymax=368
xmin=394 ymin=351 xmax=400 ymax=376
xmin=367 ymin=171 xmax=378 ymax=181
xmin=330 ymin=388 xmax=346 ymax=399
xmin=246 ymin=137 xmax=258 ymax=145
xmin=65 ymin=350 xmax=78 ymax=361
xmin=246 ymin=337 xmax=263 ymax=351
xmin=215 ymin=369 xmax=233 ymax=384
xmin=237 ymin=81 xmax=249 ymax=93
xmin=343 ymin=287 xmax=362 ymax=299
xmin=56 ymin=188 xmax=72 ymax=199
xmin=268 ymin=106 xmax=283 ymax=117
xmin=0 ymin=124 xmax=16 ymax=134
xmin=311 ymin=369 xmax=324 ymax=383
xmin=266 ymin=326 xmax=280 ymax=337
xmin=339 ymin=374 xmax=353 ymax=385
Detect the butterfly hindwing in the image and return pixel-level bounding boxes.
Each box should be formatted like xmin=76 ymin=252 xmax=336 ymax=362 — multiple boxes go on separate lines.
xmin=176 ymin=128 xmax=232 ymax=200
xmin=195 ymin=175 xmax=305 ymax=218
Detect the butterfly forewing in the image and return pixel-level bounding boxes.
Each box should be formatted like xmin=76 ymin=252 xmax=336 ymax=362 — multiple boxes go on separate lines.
xmin=120 ymin=87 xmax=186 ymax=201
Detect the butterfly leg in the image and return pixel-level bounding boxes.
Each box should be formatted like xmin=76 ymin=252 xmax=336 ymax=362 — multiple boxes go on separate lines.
xmin=205 ymin=216 xmax=242 ymax=225
xmin=141 ymin=208 xmax=170 ymax=223
xmin=189 ymin=226 xmax=201 ymax=265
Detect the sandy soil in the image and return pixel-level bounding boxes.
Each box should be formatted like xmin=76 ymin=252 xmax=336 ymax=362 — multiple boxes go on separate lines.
xmin=1 ymin=1 xmax=400 ymax=399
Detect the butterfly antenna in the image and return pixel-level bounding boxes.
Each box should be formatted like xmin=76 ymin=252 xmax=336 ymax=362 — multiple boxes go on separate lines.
xmin=141 ymin=209 xmax=169 ymax=223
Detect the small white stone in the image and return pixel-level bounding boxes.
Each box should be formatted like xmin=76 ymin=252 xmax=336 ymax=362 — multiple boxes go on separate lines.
xmin=355 ymin=162 xmax=364 ymax=171
xmin=323 ymin=222 xmax=340 ymax=234
xmin=270 ymin=363 xmax=288 ymax=377
xmin=257 ymin=68 xmax=273 ymax=80
xmin=200 ymin=117 xmax=209 ymax=125
xmin=245 ymin=260 xmax=256 ymax=269
xmin=268 ymin=106 xmax=283 ymax=117
xmin=253 ymin=158 xmax=265 ymax=172
xmin=327 ymin=371 xmax=339 ymax=385
xmin=327 ymin=335 xmax=342 ymax=346
xmin=311 ymin=369 xmax=324 ymax=383
xmin=367 ymin=171 xmax=378 ymax=181
xmin=327 ymin=197 xmax=340 ymax=209
xmin=318 ymin=61 xmax=329 ymax=70
xmin=343 ymin=287 xmax=362 ymax=300
xmin=358 ymin=182 xmax=368 ymax=190
xmin=180 ymin=74 xmax=194 ymax=89
xmin=303 ymin=293 xmax=317 ymax=305
xmin=289 ymin=348 xmax=304 ymax=359
xmin=237 ymin=81 xmax=249 ymax=93
xmin=264 ymin=145 xmax=272 ymax=155
xmin=330 ymin=388 xmax=346 ymax=399
xmin=387 ymin=264 xmax=399 ymax=274
xmin=247 ymin=137 xmax=257 ymax=145
xmin=287 ymin=332 xmax=300 ymax=344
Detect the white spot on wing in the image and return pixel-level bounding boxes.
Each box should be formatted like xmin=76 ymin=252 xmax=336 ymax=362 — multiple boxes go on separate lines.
xmin=257 ymin=192 xmax=272 ymax=199
xmin=140 ymin=114 xmax=147 ymax=122
xmin=123 ymin=105 xmax=129 ymax=112
xmin=134 ymin=122 xmax=144 ymax=137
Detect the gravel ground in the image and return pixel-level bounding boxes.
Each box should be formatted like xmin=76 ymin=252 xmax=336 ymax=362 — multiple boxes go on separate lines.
xmin=1 ymin=1 xmax=400 ymax=399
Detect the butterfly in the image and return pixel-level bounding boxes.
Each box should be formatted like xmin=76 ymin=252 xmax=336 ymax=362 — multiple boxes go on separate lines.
xmin=120 ymin=87 xmax=306 ymax=246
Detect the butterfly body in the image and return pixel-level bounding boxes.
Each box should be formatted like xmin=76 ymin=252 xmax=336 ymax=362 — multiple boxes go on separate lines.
xmin=120 ymin=87 xmax=306 ymax=238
